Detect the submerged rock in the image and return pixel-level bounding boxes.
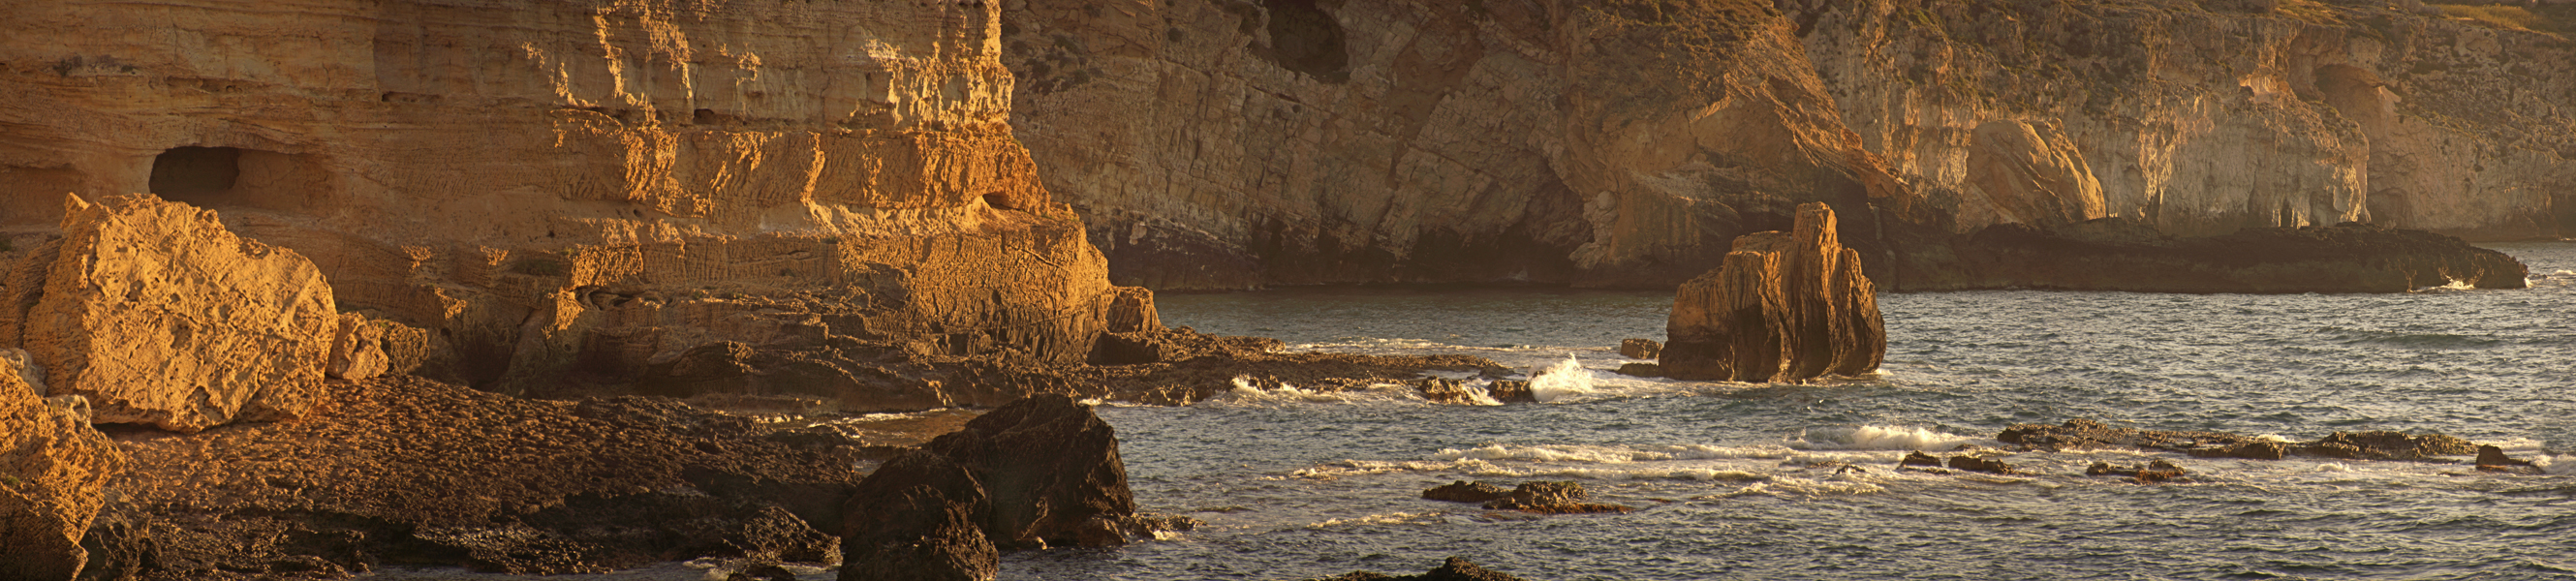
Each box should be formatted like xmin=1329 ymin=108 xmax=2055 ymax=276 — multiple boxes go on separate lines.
xmin=2303 ymin=431 xmax=2478 ymax=461
xmin=1900 ymin=451 xmax=1944 ymax=469
xmin=4 ymin=194 xmax=337 ymax=432
xmin=1310 ymin=556 xmax=1535 ymax=581
xmin=1484 ymin=380 xmax=1536 ymax=404
xmin=1945 ymin=454 xmax=2020 ymax=475
xmin=1421 ymin=481 xmax=1512 ymax=504
xmin=1660 ymin=202 xmax=1884 ymax=382
xmin=1 ymin=354 xmax=128 ymax=580
xmin=2087 ymin=460 xmax=2188 ymax=484
xmin=1613 ymin=362 xmax=1663 ymax=378
xmin=2000 ymin=418 xmax=2267 ymax=454
xmin=2475 ymin=444 xmax=2532 ymax=470
xmin=1480 ymin=481 xmax=1629 ymax=514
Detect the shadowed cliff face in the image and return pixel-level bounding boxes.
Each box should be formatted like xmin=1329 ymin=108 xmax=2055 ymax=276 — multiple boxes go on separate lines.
xmin=1004 ymin=0 xmax=1914 ymax=290
xmin=1782 ymin=0 xmax=2576 ymax=241
xmin=0 ymin=0 xmax=1136 ymax=392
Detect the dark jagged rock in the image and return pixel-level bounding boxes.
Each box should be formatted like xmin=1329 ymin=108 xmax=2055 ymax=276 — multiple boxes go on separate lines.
xmin=1900 ymin=451 xmax=1944 ymax=468
xmin=1309 ymin=556 xmax=1536 ymax=581
xmin=2088 ymin=460 xmax=2188 ymax=484
xmin=1618 ymin=339 xmax=1661 ymax=360
xmin=1484 ymin=381 xmax=1536 ymax=404
xmin=916 ymin=394 xmax=1137 ymax=548
xmin=2475 ymin=445 xmax=2532 ymax=470
xmin=1899 ymin=219 xmax=2529 ymax=293
xmin=1480 ymin=481 xmax=1629 ymax=514
xmin=1660 ymin=202 xmax=1884 ymax=382
xmin=2303 ymin=431 xmax=2477 ymax=461
xmin=1421 ymin=480 xmax=1512 ymax=504
xmin=1945 ymin=455 xmax=2020 ymax=475
xmin=840 ymin=450 xmax=998 ymax=581
xmin=1613 ymin=363 xmax=1663 ymax=378
xmin=1090 ymin=326 xmax=1280 ymax=365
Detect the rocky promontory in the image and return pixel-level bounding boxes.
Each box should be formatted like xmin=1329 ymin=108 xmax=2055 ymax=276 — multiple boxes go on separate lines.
xmin=1660 ymin=202 xmax=1884 ymax=382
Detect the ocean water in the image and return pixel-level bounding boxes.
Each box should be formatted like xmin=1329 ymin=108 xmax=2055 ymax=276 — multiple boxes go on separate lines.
xmin=997 ymin=242 xmax=2576 ymax=580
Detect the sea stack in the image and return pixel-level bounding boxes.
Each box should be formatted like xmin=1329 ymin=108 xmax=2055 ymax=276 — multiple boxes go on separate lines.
xmin=1660 ymin=202 xmax=1884 ymax=382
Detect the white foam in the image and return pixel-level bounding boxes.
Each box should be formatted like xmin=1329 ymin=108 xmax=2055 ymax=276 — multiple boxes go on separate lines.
xmin=1310 ymin=512 xmax=1444 ymax=529
xmin=1431 ymin=443 xmax=1803 ymax=464
xmin=1528 ymin=354 xmax=1595 ymax=403
xmin=2316 ymin=462 xmax=2353 ymax=473
xmin=2532 ymin=455 xmax=2576 ymax=475
xmin=1788 ymin=425 xmax=1988 ymax=451
xmin=1198 ymin=376 xmax=1419 ymax=407
xmin=1710 ymin=477 xmax=1884 ymax=498
xmin=2481 ymin=438 xmax=2549 ymax=453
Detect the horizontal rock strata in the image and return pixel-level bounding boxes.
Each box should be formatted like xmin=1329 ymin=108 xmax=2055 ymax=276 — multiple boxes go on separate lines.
xmin=1893 ymin=219 xmax=2530 ymax=292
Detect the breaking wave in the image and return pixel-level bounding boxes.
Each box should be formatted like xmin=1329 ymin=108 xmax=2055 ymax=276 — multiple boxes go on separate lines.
xmin=1787 ymin=425 xmax=1991 ymax=451
xmin=1529 ymin=354 xmax=1595 ymax=403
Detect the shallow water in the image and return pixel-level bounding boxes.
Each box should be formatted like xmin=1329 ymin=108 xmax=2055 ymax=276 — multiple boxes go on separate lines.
xmin=1000 ymin=242 xmax=2576 ymax=580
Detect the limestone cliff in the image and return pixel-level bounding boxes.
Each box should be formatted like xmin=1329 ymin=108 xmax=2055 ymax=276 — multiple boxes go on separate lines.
xmin=1008 ymin=0 xmax=2568 ymax=290
xmin=0 ymin=0 xmax=1141 ymax=399
xmin=1660 ymin=202 xmax=1883 ymax=382
xmin=1005 ymin=0 xmax=1911 ymax=289
xmin=1782 ymin=0 xmax=2576 ymax=240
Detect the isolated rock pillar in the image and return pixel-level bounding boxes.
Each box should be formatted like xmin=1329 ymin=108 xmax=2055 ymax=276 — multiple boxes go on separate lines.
xmin=1660 ymin=202 xmax=1884 ymax=382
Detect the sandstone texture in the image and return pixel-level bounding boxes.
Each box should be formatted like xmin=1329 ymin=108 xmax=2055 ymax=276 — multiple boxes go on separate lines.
xmin=3 ymin=194 xmax=336 ymax=432
xmin=0 ymin=0 xmax=1146 ymax=404
xmin=1008 ymin=0 xmax=2569 ymax=290
xmin=1 ymin=352 xmax=128 ymax=581
xmin=1660 ymin=202 xmax=1884 ymax=382
xmin=1785 ymin=0 xmax=2576 ymax=241
xmin=1006 ymin=0 xmax=1909 ymax=289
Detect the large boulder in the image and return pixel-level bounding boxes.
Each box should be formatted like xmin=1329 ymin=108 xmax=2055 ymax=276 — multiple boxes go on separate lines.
xmin=839 ymin=450 xmax=999 ymax=581
xmin=1 ymin=351 xmax=129 ymax=580
xmin=919 ymin=394 xmax=1136 ymax=548
xmin=1660 ymin=202 xmax=1884 ymax=382
xmin=840 ymin=394 xmax=1152 ymax=579
xmin=3 ymin=195 xmax=336 ymax=432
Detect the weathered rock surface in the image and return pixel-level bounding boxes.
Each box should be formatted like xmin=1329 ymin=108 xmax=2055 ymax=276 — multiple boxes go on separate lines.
xmin=1478 ymin=481 xmax=1629 ymax=514
xmin=88 ymin=377 xmax=861 ymax=577
xmin=1660 ymin=202 xmax=1884 ymax=382
xmin=3 ymin=195 xmax=336 ymax=432
xmin=1005 ymin=0 xmax=1911 ymax=289
xmin=1785 ymin=0 xmax=2576 ymax=242
xmin=0 ymin=0 xmax=1145 ymax=400
xmin=839 ymin=450 xmax=999 ymax=581
xmin=1 ymin=352 xmax=127 ymax=581
xmin=1310 ymin=557 xmax=1536 ymax=581
xmin=1944 ymin=454 xmax=2020 ymax=475
xmin=915 ymin=394 xmax=1137 ymax=548
xmin=1420 ymin=480 xmax=1512 ymax=504
xmin=1007 ymin=0 xmax=2568 ymax=290
xmin=1895 ymin=219 xmax=2529 ymax=292
xmin=839 ymin=395 xmax=1189 ymax=580
xmin=1617 ymin=339 xmax=1661 ymax=360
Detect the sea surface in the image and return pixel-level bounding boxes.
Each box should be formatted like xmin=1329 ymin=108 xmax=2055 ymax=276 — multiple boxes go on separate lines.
xmin=1004 ymin=242 xmax=2576 ymax=581
xmin=379 ymin=243 xmax=2576 ymax=580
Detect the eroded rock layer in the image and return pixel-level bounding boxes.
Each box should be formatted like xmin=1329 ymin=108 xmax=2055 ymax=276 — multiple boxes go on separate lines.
xmin=0 ymin=0 xmax=1136 ymax=401
xmin=1660 ymin=202 xmax=1884 ymax=382
xmin=1006 ymin=0 xmax=1910 ymax=289
xmin=1008 ymin=0 xmax=2569 ymax=290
